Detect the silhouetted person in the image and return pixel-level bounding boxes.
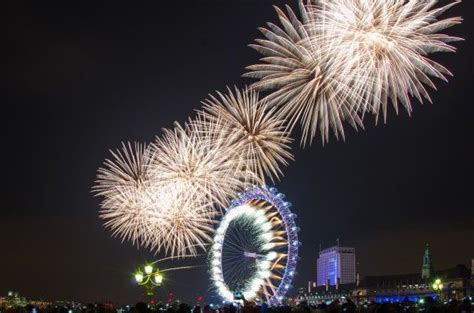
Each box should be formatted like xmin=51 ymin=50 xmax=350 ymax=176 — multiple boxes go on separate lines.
xmin=177 ymin=303 xmax=190 ymax=313
xmin=341 ymin=298 xmax=356 ymax=313
xmin=135 ymin=302 xmax=148 ymax=313
xmin=460 ymin=298 xmax=473 ymax=313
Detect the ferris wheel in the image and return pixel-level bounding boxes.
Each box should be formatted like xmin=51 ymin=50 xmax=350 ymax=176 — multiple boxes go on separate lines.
xmin=209 ymin=186 xmax=299 ymax=306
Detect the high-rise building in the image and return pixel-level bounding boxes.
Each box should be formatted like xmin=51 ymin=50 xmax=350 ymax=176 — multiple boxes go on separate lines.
xmin=421 ymin=244 xmax=434 ymax=279
xmin=317 ymin=246 xmax=356 ymax=286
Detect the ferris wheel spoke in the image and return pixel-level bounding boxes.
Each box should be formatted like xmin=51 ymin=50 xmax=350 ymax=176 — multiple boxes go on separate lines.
xmin=227 ymin=266 xmax=248 ymax=287
xmin=222 ymin=258 xmax=244 ymax=269
xmin=224 ymin=237 xmax=246 ymax=253
xmin=225 ymin=260 xmax=257 ymax=291
xmin=225 ymin=231 xmax=244 ymax=249
xmin=223 ymin=255 xmax=252 ymax=272
xmin=222 ymin=257 xmax=244 ymax=266
xmin=222 ymin=242 xmax=244 ymax=254
xmin=225 ymin=263 xmax=250 ymax=288
xmin=241 ymin=221 xmax=258 ymax=248
xmin=226 ymin=226 xmax=247 ymax=248
xmin=222 ymin=252 xmax=244 ymax=260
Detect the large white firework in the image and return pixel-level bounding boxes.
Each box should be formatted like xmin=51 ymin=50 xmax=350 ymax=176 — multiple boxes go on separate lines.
xmin=197 ymin=86 xmax=293 ymax=183
xmin=93 ymin=142 xmax=216 ymax=258
xmin=307 ymin=0 xmax=463 ymax=122
xmin=245 ymin=0 xmax=462 ymax=145
xmin=93 ymin=142 xmax=156 ymax=246
xmin=149 ymin=118 xmax=258 ymax=211
xmin=244 ymin=1 xmax=363 ymax=145
xmin=142 ymin=184 xmax=216 ymax=257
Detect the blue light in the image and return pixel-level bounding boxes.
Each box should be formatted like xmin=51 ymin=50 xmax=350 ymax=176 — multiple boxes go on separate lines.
xmin=374 ymin=293 xmax=436 ymax=304
xmin=276 ymin=193 xmax=285 ymax=199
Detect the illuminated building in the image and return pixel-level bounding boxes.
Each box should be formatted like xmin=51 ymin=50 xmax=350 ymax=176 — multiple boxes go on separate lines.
xmin=302 ymin=264 xmax=472 ymax=304
xmin=421 ymin=245 xmax=434 ymax=279
xmin=317 ymin=246 xmax=356 ymax=286
xmin=300 ymin=246 xmax=473 ymax=304
xmin=0 ymin=292 xmax=54 ymax=309
xmin=0 ymin=291 xmax=27 ymax=308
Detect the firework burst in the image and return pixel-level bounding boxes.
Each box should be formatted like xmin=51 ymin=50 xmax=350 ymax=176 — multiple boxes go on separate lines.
xmin=93 ymin=142 xmax=156 ymax=246
xmin=308 ymin=0 xmax=463 ymax=122
xmin=149 ymin=119 xmax=258 ymax=210
xmin=93 ymin=142 xmax=216 ymax=258
xmin=152 ymin=188 xmax=215 ymax=257
xmin=245 ymin=0 xmax=462 ymax=145
xmin=141 ymin=184 xmax=216 ymax=257
xmin=244 ymin=2 xmax=363 ymax=146
xmin=197 ymin=86 xmax=293 ymax=183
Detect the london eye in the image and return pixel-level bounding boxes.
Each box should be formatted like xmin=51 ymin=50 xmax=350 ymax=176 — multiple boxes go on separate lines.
xmin=210 ymin=186 xmax=299 ymax=306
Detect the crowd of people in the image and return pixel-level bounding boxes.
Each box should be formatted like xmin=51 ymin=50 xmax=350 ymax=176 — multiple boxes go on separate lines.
xmin=1 ymin=297 xmax=473 ymax=313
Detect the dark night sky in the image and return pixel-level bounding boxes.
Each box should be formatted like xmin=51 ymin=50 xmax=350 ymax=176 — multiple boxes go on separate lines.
xmin=4 ymin=0 xmax=474 ymax=306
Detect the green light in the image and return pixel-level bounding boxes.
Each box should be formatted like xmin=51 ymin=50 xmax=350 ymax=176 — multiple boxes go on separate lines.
xmin=135 ymin=273 xmax=144 ymax=283
xmin=419 ymin=299 xmax=425 ymax=304
xmin=144 ymin=265 xmax=153 ymax=274
xmin=155 ymin=273 xmax=163 ymax=284
xmin=432 ymin=278 xmax=443 ymax=291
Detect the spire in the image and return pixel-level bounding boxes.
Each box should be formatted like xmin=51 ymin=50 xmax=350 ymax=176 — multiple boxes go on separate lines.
xmin=421 ymin=244 xmax=434 ymax=279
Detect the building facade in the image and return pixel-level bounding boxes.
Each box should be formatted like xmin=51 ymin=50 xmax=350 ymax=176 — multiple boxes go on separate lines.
xmin=300 ymin=246 xmax=473 ymax=304
xmin=421 ymin=245 xmax=434 ymax=279
xmin=317 ymin=246 xmax=356 ymax=286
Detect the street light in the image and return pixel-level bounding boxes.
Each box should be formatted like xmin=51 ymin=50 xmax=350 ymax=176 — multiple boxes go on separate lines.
xmin=132 ymin=256 xmax=200 ymax=303
xmin=135 ymin=273 xmax=144 ymax=283
xmin=145 ymin=265 xmax=153 ymax=275
xmin=432 ymin=278 xmax=443 ymax=300
xmin=134 ymin=264 xmax=164 ymax=298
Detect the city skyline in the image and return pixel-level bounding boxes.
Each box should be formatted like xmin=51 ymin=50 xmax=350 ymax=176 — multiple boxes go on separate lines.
xmin=0 ymin=242 xmax=471 ymax=305
xmin=4 ymin=0 xmax=474 ymax=305
xmin=303 ymin=245 xmax=473 ymax=304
